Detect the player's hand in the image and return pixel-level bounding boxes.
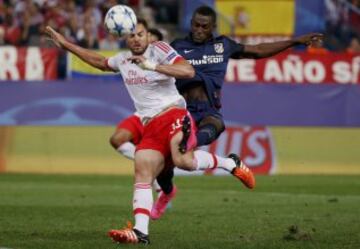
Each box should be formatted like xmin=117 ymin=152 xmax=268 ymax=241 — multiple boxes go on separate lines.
xmin=128 ymin=55 xmax=157 ymax=71
xmin=294 ymin=33 xmax=324 ymax=47
xmin=45 ymin=26 xmax=66 ymax=48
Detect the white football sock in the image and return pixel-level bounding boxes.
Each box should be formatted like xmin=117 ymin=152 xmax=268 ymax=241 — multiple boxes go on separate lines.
xmin=133 ymin=183 xmax=153 ymax=235
xmin=215 ymin=155 xmax=236 ymax=172
xmin=117 ymin=142 xmax=135 ymax=160
xmin=193 ymin=150 xmax=236 ymax=172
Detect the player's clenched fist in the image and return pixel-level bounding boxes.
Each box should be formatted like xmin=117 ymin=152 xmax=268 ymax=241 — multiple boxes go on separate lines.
xmin=128 ymin=55 xmax=158 ymax=71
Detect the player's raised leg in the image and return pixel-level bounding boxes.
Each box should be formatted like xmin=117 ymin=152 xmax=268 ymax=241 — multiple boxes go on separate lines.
xmin=152 ymin=113 xmax=256 ymax=219
xmin=172 ymin=115 xmax=255 ymax=189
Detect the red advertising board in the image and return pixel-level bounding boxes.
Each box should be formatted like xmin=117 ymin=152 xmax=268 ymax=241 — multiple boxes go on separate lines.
xmin=0 ymin=46 xmax=58 ymax=80
xmin=204 ymin=126 xmax=276 ymax=175
xmin=226 ymin=52 xmax=360 ymax=84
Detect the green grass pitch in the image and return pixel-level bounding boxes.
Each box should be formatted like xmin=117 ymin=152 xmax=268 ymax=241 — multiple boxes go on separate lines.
xmin=0 ymin=173 xmax=359 ymax=249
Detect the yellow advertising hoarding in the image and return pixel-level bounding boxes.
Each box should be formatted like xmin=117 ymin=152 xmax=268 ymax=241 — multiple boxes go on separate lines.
xmin=2 ymin=126 xmax=360 ymax=175
xmin=216 ymin=0 xmax=295 ymax=35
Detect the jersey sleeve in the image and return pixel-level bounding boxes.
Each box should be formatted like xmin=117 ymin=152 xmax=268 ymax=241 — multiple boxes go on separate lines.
xmin=106 ymin=53 xmax=123 ymax=72
xmin=226 ymin=37 xmax=245 ymax=59
xmin=153 ymin=41 xmax=184 ymax=65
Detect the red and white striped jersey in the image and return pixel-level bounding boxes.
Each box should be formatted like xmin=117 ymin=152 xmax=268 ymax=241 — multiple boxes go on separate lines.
xmin=106 ymin=41 xmax=186 ymax=121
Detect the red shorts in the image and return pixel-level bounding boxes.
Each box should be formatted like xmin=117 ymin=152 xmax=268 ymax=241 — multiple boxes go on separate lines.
xmin=136 ymin=108 xmax=196 ymax=157
xmin=116 ymin=115 xmax=144 ymax=145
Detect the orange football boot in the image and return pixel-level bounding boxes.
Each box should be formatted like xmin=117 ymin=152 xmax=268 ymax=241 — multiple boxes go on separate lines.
xmin=228 ymin=153 xmax=256 ymax=189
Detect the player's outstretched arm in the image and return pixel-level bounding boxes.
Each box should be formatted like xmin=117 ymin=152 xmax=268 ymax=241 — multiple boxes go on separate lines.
xmin=45 ymin=26 xmax=111 ymax=72
xmin=129 ymin=56 xmax=195 ymax=79
xmin=241 ymin=33 xmax=324 ymax=59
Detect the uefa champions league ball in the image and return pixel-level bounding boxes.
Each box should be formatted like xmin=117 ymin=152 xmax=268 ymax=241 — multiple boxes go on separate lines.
xmin=104 ymin=5 xmax=137 ymax=36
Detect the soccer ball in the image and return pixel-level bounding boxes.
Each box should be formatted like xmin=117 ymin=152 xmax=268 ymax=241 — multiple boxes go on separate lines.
xmin=104 ymin=5 xmax=137 ymax=36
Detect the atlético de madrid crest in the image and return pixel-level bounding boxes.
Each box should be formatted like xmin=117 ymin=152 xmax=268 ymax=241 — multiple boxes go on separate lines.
xmin=214 ymin=43 xmax=224 ymax=53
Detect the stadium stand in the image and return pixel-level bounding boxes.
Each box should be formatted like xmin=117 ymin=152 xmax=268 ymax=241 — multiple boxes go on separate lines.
xmin=1 ymin=0 xmax=359 ymax=49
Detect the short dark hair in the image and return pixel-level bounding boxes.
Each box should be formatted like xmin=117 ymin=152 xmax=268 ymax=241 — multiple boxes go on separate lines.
xmin=136 ymin=17 xmax=148 ymax=30
xmin=148 ymin=28 xmax=163 ymax=41
xmin=193 ymin=5 xmax=217 ymax=24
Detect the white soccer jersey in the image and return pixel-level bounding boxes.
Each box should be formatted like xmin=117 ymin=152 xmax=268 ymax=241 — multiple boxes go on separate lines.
xmin=106 ymin=41 xmax=186 ymax=120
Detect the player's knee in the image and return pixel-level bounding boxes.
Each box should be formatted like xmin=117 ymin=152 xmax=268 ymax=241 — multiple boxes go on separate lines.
xmin=135 ymin=156 xmax=153 ymax=168
xmin=134 ymin=157 xmax=156 ymax=181
xmin=197 ymin=122 xmax=225 ymax=146
xmin=213 ymin=123 xmax=225 ymax=142
xmin=217 ymin=120 xmax=225 ymax=134
xmin=134 ymin=166 xmax=150 ymax=180
xmin=109 ymin=129 xmax=132 ymax=149
xmin=109 ymin=134 xmax=120 ymax=149
xmin=212 ymin=118 xmax=225 ymax=136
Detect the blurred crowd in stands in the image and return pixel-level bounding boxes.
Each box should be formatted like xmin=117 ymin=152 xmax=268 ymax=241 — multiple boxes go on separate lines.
xmin=0 ymin=0 xmax=359 ymax=54
xmin=325 ymin=0 xmax=360 ymax=53
xmin=0 ymin=0 xmax=177 ymax=49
